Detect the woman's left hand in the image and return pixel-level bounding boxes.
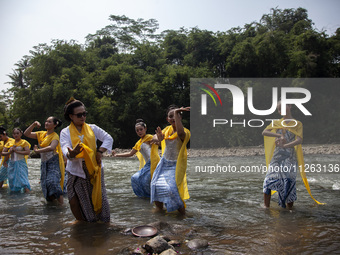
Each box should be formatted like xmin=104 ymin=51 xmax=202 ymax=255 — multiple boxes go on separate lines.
xmin=175 ymin=106 xmax=190 ymax=115
xmin=275 ymin=137 xmax=286 ymax=148
xmin=96 ymin=151 xmax=102 ymax=165
xmin=33 ymin=145 xmax=39 ymax=153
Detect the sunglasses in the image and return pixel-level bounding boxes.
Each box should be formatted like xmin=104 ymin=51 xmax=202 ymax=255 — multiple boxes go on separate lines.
xmin=73 ymin=111 xmax=88 ymax=118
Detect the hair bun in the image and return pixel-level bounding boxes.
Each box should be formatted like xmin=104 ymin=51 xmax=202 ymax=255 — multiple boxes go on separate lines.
xmin=136 ymin=118 xmax=144 ymax=124
xmin=65 ymin=97 xmax=76 ymax=105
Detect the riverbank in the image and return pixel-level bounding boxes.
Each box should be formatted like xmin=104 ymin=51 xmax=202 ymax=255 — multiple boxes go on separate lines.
xmin=110 ymin=144 xmax=340 ymax=158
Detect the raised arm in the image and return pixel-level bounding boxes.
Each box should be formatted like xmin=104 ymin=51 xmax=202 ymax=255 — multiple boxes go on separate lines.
xmin=24 ymin=121 xmax=41 ymax=139
xmin=174 ymin=107 xmax=190 ymax=141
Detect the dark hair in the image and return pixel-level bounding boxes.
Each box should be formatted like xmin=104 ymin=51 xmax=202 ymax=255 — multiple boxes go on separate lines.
xmin=64 ymin=98 xmax=85 ymax=121
xmin=0 ymin=126 xmax=6 ymax=135
xmin=50 ymin=116 xmax=62 ymax=128
xmin=166 ymin=104 xmax=181 ymax=116
xmin=13 ymin=127 xmax=23 ymax=134
xmin=135 ymin=119 xmax=147 ymax=128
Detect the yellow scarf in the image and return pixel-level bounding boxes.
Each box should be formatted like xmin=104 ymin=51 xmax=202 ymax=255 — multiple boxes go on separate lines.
xmin=264 ymin=118 xmax=324 ymax=205
xmin=69 ymin=122 xmax=102 ymax=214
xmin=36 ymin=131 xmax=65 ymax=191
xmin=161 ymin=125 xmax=191 ymax=206
xmin=5 ymin=139 xmax=31 ymax=163
xmin=0 ymin=138 xmax=15 ymax=166
xmin=132 ymin=134 xmax=160 ymax=178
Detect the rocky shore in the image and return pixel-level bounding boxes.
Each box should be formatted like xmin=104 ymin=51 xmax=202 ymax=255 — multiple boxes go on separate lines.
xmin=111 ymin=144 xmax=340 ymax=158
xmin=119 ymin=221 xmax=212 ymax=255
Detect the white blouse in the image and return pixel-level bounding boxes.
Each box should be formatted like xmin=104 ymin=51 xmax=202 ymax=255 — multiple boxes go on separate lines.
xmin=60 ymin=124 xmax=113 ymax=179
xmin=162 ymin=136 xmax=182 ymax=161
xmin=140 ymin=142 xmax=151 ymax=162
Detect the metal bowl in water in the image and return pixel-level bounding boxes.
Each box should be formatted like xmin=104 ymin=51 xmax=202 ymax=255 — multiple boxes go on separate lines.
xmin=132 ymin=225 xmax=158 ymax=237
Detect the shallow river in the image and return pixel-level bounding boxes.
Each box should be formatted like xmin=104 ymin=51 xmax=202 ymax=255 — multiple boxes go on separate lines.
xmin=0 ymin=154 xmax=339 ymax=254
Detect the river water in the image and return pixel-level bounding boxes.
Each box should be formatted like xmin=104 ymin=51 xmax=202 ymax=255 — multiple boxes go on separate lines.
xmin=0 ymin=154 xmax=339 ymax=254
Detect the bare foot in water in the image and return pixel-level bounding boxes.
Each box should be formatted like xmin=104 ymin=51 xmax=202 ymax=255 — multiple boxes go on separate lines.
xmin=57 ymin=195 xmax=64 ymax=205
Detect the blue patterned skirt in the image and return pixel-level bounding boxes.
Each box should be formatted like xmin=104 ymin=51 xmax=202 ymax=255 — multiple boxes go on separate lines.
xmin=40 ymin=154 xmax=63 ymax=201
xmin=7 ymin=159 xmax=31 ymax=192
xmin=131 ymin=160 xmax=151 ymax=198
xmin=151 ymin=157 xmax=184 ymax=212
xmin=0 ymin=165 xmax=8 ymax=182
xmin=263 ymin=148 xmax=297 ymax=208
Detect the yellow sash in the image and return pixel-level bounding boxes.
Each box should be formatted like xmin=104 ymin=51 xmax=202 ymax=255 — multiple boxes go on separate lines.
xmin=0 ymin=138 xmax=15 ymax=166
xmin=161 ymin=125 xmax=191 ymax=206
xmin=36 ymin=131 xmax=65 ymax=191
xmin=69 ymin=122 xmax=102 ymax=214
xmin=264 ymin=118 xmax=324 ymax=205
xmin=132 ymin=134 xmax=160 ymax=178
xmin=5 ymin=139 xmax=31 ymax=163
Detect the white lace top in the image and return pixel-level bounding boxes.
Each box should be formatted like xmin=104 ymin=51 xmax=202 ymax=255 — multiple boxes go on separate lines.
xmin=11 ymin=146 xmax=26 ymax=161
xmin=162 ymin=136 xmax=182 ymax=161
xmin=140 ymin=142 xmax=151 ymax=162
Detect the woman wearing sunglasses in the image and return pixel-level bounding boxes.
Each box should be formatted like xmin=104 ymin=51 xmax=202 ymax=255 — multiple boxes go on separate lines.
xmin=60 ymin=98 xmax=113 ymax=222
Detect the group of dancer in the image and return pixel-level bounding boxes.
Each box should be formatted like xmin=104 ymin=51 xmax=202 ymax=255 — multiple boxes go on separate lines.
xmin=0 ymin=97 xmax=322 ymax=223
xmin=0 ymin=98 xmax=191 ymax=222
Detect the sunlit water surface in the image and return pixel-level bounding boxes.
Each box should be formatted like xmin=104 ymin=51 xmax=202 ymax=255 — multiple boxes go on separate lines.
xmin=0 ymin=154 xmax=339 ymax=254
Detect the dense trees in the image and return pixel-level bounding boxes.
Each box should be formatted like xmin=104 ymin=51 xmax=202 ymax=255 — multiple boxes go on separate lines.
xmin=2 ymin=7 xmax=339 ymax=147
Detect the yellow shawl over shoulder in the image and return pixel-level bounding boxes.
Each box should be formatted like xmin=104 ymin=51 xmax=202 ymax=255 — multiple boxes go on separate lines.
xmin=36 ymin=131 xmax=65 ymax=191
xmin=161 ymin=125 xmax=191 ymax=205
xmin=132 ymin=134 xmax=160 ymax=178
xmin=69 ymin=122 xmax=102 ymax=214
xmin=5 ymin=139 xmax=31 ymax=163
xmin=264 ymin=118 xmax=324 ymax=205
xmin=0 ymin=138 xmax=15 ymax=166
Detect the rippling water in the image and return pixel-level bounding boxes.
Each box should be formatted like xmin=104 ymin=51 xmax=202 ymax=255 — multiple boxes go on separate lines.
xmin=0 ymin=154 xmax=339 ymax=254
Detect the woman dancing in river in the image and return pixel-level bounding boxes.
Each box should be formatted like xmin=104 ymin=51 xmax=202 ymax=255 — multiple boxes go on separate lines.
xmin=0 ymin=126 xmax=15 ymax=188
xmin=24 ymin=117 xmax=65 ymax=204
xmin=113 ymin=119 xmax=160 ymax=198
xmin=151 ymin=105 xmax=190 ymax=215
xmin=2 ymin=128 xmax=31 ymax=193
xmin=262 ymin=102 xmax=323 ymax=209
xmin=60 ymin=98 xmax=113 ymax=222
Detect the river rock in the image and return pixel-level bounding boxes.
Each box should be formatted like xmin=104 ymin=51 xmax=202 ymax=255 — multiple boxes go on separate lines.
xmin=143 ymin=236 xmax=175 ymax=254
xmin=187 ymin=238 xmax=209 ymax=250
xmin=159 ymin=249 xmax=178 ymax=255
xmin=149 ymin=221 xmax=174 ymax=235
xmin=121 ymin=228 xmax=132 ymax=236
xmin=168 ymin=239 xmax=181 ymax=247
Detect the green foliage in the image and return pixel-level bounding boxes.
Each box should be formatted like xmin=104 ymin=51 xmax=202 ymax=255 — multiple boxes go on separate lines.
xmin=3 ymin=9 xmax=340 ymax=147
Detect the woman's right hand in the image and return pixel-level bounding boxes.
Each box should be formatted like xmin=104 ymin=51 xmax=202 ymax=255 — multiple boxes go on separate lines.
xmin=67 ymin=143 xmax=83 ymax=158
xmin=34 ymin=121 xmax=41 ymax=128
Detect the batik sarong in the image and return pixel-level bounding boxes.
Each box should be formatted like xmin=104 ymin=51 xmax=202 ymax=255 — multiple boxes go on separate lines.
xmin=151 ymin=157 xmax=184 ymax=212
xmin=131 ymin=160 xmax=151 ymax=198
xmin=7 ymin=159 xmax=31 ymax=192
xmin=40 ymin=154 xmax=63 ymax=201
xmin=67 ymin=163 xmax=110 ymax=222
xmin=263 ymin=129 xmax=297 ymax=208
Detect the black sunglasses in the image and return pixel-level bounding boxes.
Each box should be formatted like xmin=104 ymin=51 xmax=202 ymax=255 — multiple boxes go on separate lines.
xmin=73 ymin=111 xmax=88 ymax=118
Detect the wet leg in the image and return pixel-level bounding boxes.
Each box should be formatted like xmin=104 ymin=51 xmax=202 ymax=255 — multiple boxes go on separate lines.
xmin=264 ymin=193 xmax=271 ymax=208
xmin=69 ymin=196 xmax=84 ymax=221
